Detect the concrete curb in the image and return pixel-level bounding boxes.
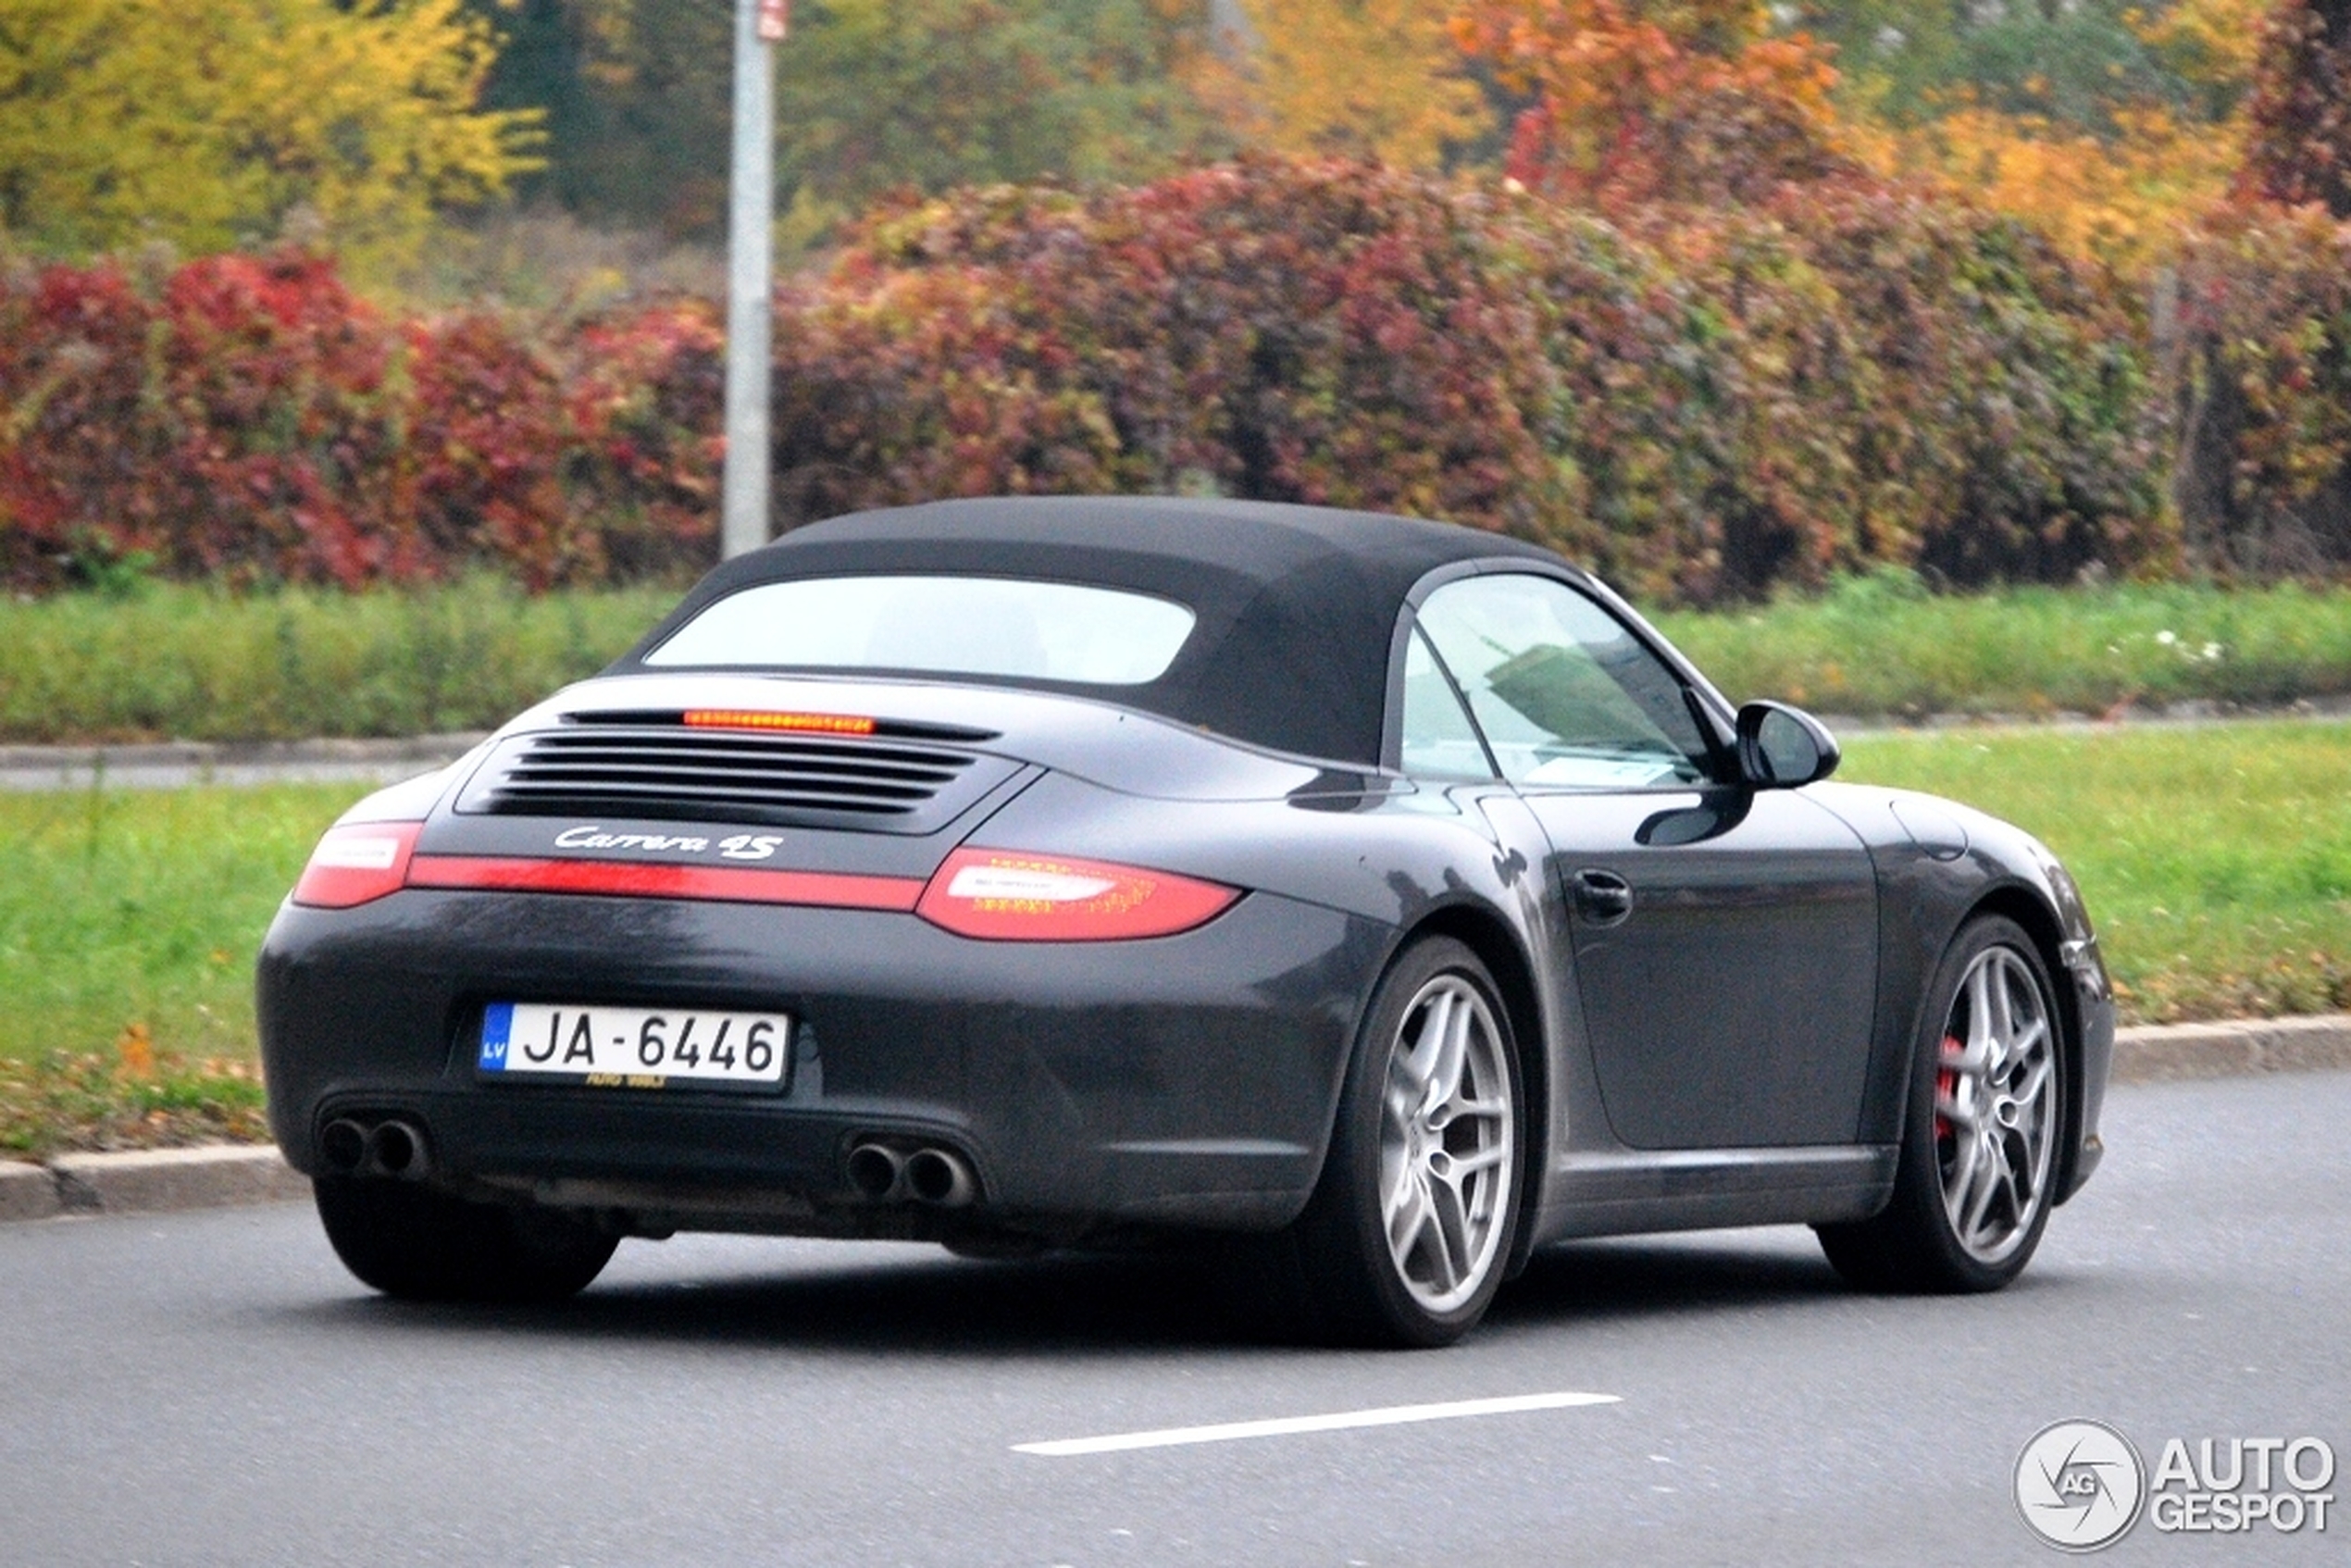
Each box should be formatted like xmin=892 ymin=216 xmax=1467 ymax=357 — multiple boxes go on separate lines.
xmin=2110 ymin=1013 xmax=2351 ymax=1083
xmin=3 ymin=1146 xmax=307 ymax=1225
xmin=3 ymin=1015 xmax=2347 ymax=1226
xmin=0 ymin=1160 xmax=61 ymax=1223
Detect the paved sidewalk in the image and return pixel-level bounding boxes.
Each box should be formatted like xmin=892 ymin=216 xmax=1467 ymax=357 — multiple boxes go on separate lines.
xmin=5 ymin=1014 xmax=2345 ymax=1226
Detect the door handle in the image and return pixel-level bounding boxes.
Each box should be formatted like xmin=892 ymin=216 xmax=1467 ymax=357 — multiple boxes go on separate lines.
xmin=1573 ymin=868 xmax=1634 ymax=927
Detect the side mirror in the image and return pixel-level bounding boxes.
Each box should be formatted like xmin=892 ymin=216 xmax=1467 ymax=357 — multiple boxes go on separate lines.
xmin=1735 ymin=701 xmax=1840 ymax=790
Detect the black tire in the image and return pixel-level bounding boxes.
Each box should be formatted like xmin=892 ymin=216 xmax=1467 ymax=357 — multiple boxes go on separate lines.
xmin=1276 ymin=937 xmax=1525 ymax=1348
xmin=313 ymin=1177 xmax=617 ymax=1303
xmin=1817 ymin=915 xmax=2067 ymax=1293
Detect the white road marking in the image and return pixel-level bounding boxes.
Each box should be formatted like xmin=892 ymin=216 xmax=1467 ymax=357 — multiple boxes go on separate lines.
xmin=1013 ymin=1390 xmax=1622 ymax=1456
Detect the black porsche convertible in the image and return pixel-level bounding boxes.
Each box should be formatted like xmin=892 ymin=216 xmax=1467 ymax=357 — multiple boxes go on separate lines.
xmin=260 ymin=497 xmax=2113 ymax=1346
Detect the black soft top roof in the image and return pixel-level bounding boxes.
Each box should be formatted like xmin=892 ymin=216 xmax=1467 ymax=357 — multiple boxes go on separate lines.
xmin=621 ymin=497 xmax=1572 ymax=764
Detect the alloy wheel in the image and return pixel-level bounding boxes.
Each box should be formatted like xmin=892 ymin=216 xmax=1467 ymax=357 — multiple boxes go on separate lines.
xmin=1377 ymin=974 xmax=1515 ymax=1313
xmin=1934 ymin=946 xmax=2059 ymax=1266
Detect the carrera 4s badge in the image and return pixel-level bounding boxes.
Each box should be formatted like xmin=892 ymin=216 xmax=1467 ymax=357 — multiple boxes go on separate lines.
xmin=551 ymin=826 xmax=785 ymax=861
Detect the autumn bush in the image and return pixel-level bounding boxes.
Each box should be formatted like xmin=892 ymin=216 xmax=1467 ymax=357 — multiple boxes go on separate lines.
xmin=765 ymin=158 xmax=2167 ymax=604
xmin=0 ymin=249 xmax=720 ymax=594
xmin=564 ymin=304 xmax=728 ymax=582
xmin=2168 ymin=204 xmax=2351 ymax=577
xmin=2163 ymin=1 xmax=2351 ymax=579
xmin=1738 ymin=180 xmax=2166 ymax=590
xmin=770 ymin=165 xmax=1570 ymax=541
xmin=2242 ymin=0 xmax=2351 ymax=218
xmin=0 ymin=253 xmax=392 ymax=590
xmin=1 ymin=156 xmax=2341 ymax=608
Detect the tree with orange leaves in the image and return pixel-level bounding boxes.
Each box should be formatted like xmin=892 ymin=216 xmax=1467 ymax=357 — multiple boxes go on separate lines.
xmin=1843 ymin=0 xmax=2270 ymax=274
xmin=1186 ymin=1 xmax=1486 ymax=169
xmin=1449 ymin=0 xmax=1853 ymax=208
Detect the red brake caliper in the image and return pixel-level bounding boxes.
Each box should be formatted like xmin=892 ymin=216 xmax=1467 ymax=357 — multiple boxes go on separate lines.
xmin=1934 ymin=1036 xmax=1962 ymax=1141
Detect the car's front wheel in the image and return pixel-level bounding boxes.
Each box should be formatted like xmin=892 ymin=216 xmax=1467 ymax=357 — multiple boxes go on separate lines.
xmin=1817 ymin=915 xmax=2066 ymax=1292
xmin=1284 ymin=937 xmax=1524 ymax=1347
xmin=314 ymin=1177 xmax=617 ymax=1303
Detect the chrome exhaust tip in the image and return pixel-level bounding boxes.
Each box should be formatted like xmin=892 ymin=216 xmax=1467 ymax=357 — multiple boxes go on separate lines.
xmin=905 ymin=1148 xmax=976 ymax=1209
xmin=363 ymin=1119 xmax=429 ymax=1180
xmin=845 ymin=1142 xmax=907 ymax=1201
xmin=319 ymin=1118 xmax=368 ymax=1176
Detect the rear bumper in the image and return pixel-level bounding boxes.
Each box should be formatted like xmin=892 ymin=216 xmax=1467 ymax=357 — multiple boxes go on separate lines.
xmin=258 ymin=888 xmax=1389 ymax=1238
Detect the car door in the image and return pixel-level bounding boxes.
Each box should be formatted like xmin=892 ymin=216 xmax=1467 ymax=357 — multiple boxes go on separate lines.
xmin=1414 ymin=572 xmax=1879 ymax=1150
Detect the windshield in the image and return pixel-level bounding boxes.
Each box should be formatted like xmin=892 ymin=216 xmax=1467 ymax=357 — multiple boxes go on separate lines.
xmin=642 ymin=575 xmax=1198 ymax=686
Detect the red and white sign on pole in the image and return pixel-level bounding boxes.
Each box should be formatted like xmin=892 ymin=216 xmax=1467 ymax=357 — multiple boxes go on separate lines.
xmin=758 ymin=0 xmax=789 ymax=41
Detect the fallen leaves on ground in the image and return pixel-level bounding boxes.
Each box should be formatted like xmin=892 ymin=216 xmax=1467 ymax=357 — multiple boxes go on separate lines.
xmin=0 ymin=1046 xmax=267 ymax=1162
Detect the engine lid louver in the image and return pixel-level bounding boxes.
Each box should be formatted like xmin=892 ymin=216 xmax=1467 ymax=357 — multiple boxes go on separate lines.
xmin=455 ymin=724 xmax=1016 ymax=834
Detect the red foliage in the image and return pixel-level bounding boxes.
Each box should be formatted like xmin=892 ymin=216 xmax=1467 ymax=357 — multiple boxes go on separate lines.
xmin=0 ymin=159 xmax=2205 ymax=605
xmin=1451 ymin=0 xmax=1853 ymax=213
xmin=399 ymin=314 xmax=578 ymax=588
xmin=0 ymin=252 xmax=408 ymax=589
xmin=773 ymin=162 xmax=1573 ymax=543
xmin=769 ymin=158 xmax=2166 ymax=604
xmin=566 ymin=302 xmax=727 ymax=581
xmin=0 ymin=260 xmax=158 ymax=587
xmin=2243 ymin=0 xmax=2351 ymax=218
xmin=0 ymin=250 xmax=724 ymax=594
xmin=1735 ymin=180 xmax=2168 ymax=591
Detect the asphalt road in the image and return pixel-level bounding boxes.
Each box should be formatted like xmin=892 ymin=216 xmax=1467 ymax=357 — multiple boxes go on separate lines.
xmin=5 ymin=1072 xmax=2346 ymax=1568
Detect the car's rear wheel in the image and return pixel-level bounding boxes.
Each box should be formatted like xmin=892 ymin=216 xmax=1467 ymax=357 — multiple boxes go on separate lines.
xmin=1817 ymin=915 xmax=2065 ymax=1292
xmin=1282 ymin=937 xmax=1524 ymax=1347
xmin=314 ymin=1177 xmax=617 ymax=1303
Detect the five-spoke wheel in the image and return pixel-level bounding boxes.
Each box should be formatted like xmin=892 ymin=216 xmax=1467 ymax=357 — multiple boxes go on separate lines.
xmin=1377 ymin=971 xmax=1516 ymax=1315
xmin=1934 ymin=944 xmax=2059 ymax=1267
xmin=1283 ymin=937 xmax=1524 ymax=1346
xmin=1818 ymin=915 xmax=2068 ymax=1292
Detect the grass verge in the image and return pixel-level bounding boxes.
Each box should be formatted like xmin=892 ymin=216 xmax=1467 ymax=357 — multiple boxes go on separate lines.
xmin=5 ymin=574 xmax=2350 ymax=745
xmin=1 ymin=721 xmax=2345 ymax=1158
xmin=0 ymin=578 xmax=678 ymax=744
xmin=0 ymin=782 xmax=367 ymax=1158
xmin=1840 ymin=719 xmax=2351 ymax=1027
xmin=1652 ymin=573 xmax=2351 ymax=719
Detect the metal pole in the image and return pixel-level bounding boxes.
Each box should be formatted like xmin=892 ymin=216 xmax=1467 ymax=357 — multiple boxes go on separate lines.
xmin=721 ymin=0 xmax=781 ymax=559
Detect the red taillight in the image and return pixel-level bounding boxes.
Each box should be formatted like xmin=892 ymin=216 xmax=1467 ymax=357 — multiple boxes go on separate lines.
xmin=916 ymin=848 xmax=1239 ymax=941
xmin=292 ymin=822 xmax=423 ymax=909
xmin=683 ymin=709 xmax=877 ymax=736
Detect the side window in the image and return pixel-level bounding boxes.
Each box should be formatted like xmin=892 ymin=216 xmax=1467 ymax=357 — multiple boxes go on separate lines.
xmin=1399 ymin=628 xmax=1494 ymax=779
xmin=1416 ymin=575 xmax=1712 ymax=789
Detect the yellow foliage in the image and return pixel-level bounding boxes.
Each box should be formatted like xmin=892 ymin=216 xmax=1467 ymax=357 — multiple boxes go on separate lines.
xmin=2129 ymin=0 xmax=2268 ymax=92
xmin=1188 ymin=0 xmax=1486 ymax=168
xmin=1867 ymin=106 xmax=2242 ymax=274
xmin=0 ymin=0 xmax=540 ymax=275
xmin=1850 ymin=0 xmax=2268 ymax=274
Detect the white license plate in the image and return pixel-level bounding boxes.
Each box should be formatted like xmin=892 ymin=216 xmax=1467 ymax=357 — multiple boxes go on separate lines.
xmin=478 ymin=1002 xmax=790 ymax=1091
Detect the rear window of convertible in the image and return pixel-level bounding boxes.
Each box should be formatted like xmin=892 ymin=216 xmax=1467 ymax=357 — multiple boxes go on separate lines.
xmin=642 ymin=576 xmax=1199 ymax=686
